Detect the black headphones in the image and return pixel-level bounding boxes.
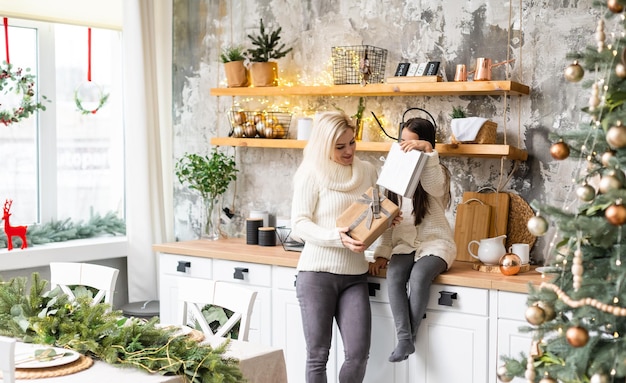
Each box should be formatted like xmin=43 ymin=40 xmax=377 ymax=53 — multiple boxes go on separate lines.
xmin=398 ymin=107 xmax=437 ymax=143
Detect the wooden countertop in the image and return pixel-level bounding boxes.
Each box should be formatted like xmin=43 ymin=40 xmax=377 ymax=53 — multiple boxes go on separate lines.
xmin=153 ymin=238 xmax=548 ymax=294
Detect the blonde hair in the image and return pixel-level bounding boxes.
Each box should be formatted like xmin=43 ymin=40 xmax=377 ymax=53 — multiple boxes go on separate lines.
xmin=302 ymin=111 xmax=355 ymax=167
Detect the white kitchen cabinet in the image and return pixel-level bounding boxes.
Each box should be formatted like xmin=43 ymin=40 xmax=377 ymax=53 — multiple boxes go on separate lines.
xmin=271 ymin=266 xmax=339 ymax=382
xmin=158 ymin=253 xmax=213 ymax=324
xmin=497 ymin=291 xmax=532 ymax=383
xmin=412 ymin=284 xmax=490 ymax=383
xmin=213 ymin=259 xmax=273 ymax=346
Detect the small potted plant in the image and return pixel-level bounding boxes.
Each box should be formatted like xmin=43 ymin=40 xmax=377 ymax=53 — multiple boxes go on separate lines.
xmin=175 ymin=148 xmax=238 ymax=240
xmin=246 ymin=18 xmax=293 ymax=87
xmin=220 ymin=45 xmax=249 ymax=88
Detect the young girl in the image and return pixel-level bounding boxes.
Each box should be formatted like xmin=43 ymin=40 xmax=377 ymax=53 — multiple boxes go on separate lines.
xmin=369 ymin=117 xmax=456 ymax=362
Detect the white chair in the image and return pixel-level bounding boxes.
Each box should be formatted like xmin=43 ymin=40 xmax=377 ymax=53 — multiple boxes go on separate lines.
xmin=49 ymin=262 xmax=119 ymax=308
xmin=0 ymin=336 xmax=16 ymax=383
xmin=177 ymin=278 xmax=258 ymax=341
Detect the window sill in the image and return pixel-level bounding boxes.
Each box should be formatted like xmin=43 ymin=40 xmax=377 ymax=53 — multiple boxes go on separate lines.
xmin=0 ymin=236 xmax=128 ymax=271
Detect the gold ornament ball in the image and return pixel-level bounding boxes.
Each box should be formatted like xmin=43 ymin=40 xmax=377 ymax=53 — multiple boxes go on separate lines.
xmin=609 ymin=0 xmax=624 ymax=13
xmin=617 ymin=63 xmax=626 ymax=79
xmin=599 ymin=174 xmax=623 ymax=194
xmin=499 ymin=253 xmax=522 ymax=275
xmin=606 ymin=121 xmax=626 ymax=148
xmin=539 ymin=378 xmax=557 ymax=383
xmin=606 ymin=203 xmax=626 ymax=225
xmin=527 ymin=215 xmax=549 ymax=236
xmin=564 ymin=61 xmax=584 ymax=82
xmin=576 ymin=184 xmax=596 ymax=202
xmin=537 ymin=301 xmax=556 ymax=321
xmin=496 ymin=365 xmax=514 ymax=383
xmin=566 ymin=326 xmax=589 ymax=347
xmin=525 ymin=305 xmax=546 ymax=325
xmin=550 ymin=141 xmax=570 ymax=160
xmin=602 ymin=150 xmax=616 ymax=166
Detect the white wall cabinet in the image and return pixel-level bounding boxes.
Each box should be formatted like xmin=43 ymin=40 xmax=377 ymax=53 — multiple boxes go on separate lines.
xmin=158 ymin=251 xmax=530 ymax=383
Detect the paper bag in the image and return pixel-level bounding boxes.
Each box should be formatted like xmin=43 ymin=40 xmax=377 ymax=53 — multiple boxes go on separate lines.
xmin=336 ymin=187 xmax=400 ymax=249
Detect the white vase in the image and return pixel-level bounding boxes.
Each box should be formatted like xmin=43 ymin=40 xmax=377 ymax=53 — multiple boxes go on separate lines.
xmin=202 ymin=196 xmax=221 ymax=240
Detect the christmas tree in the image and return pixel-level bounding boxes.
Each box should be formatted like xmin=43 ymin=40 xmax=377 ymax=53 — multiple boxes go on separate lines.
xmin=499 ymin=1 xmax=626 ymax=383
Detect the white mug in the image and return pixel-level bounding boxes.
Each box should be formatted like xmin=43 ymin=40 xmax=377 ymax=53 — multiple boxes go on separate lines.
xmin=508 ymin=243 xmax=530 ymax=264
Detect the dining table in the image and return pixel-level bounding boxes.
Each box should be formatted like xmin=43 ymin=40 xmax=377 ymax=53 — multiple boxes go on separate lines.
xmin=11 ymin=335 xmax=288 ymax=383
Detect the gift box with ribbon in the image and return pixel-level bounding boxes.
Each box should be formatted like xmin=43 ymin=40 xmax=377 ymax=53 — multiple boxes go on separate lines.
xmin=336 ymin=186 xmax=400 ymax=249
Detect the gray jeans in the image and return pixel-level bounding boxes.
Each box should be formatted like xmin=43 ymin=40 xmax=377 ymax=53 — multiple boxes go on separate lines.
xmin=296 ymin=271 xmax=371 ymax=383
xmin=387 ymin=253 xmax=447 ymax=341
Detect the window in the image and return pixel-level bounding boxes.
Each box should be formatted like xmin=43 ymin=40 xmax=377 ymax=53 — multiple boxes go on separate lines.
xmin=0 ymin=19 xmax=124 ymax=225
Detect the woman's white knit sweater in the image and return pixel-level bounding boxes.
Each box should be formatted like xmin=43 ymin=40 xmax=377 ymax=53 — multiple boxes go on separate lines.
xmin=373 ymin=151 xmax=457 ymax=269
xmin=291 ymin=157 xmax=378 ymax=275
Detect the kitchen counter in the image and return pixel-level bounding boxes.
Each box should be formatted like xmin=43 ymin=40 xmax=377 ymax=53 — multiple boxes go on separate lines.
xmin=153 ymin=238 xmax=548 ymax=294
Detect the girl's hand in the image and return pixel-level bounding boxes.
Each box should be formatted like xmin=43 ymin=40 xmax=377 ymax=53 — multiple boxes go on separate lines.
xmin=399 ymin=139 xmax=433 ymax=153
xmin=338 ymin=227 xmax=367 ymax=253
xmin=391 ymin=211 xmax=403 ymax=227
xmin=368 ymin=257 xmax=388 ymax=276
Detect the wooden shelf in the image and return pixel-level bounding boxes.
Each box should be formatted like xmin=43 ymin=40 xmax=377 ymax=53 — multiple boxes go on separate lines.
xmin=210 ymin=81 xmax=530 ymax=97
xmin=210 ymin=137 xmax=528 ymax=161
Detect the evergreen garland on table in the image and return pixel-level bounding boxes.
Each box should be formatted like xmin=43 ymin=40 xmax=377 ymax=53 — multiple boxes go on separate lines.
xmin=0 ymin=273 xmax=244 ymax=382
xmin=0 ymin=211 xmax=126 ymax=249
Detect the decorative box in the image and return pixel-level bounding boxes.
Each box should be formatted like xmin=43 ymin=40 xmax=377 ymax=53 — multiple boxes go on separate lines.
xmin=336 ymin=186 xmax=400 ymax=249
xmin=450 ymin=118 xmax=497 ymax=144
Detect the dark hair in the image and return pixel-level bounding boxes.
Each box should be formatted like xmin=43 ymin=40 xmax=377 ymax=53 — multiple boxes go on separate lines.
xmin=387 ymin=117 xmax=450 ymax=225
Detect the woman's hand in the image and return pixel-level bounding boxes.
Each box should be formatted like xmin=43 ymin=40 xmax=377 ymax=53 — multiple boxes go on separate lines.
xmin=338 ymin=227 xmax=367 ymax=253
xmin=399 ymin=139 xmax=433 ymax=153
xmin=368 ymin=257 xmax=388 ymax=276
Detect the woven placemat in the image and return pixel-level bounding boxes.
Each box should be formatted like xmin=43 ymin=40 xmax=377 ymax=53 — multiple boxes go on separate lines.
xmin=13 ymin=355 xmax=93 ymax=379
xmin=506 ymin=192 xmax=536 ymax=251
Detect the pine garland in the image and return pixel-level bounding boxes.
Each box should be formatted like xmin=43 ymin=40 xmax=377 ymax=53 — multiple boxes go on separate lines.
xmin=0 ymin=211 xmax=126 ymax=249
xmin=0 ymin=273 xmax=244 ymax=382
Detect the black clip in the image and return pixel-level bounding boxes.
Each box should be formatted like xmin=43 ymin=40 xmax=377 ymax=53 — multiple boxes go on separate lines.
xmin=233 ymin=267 xmax=249 ymax=280
xmin=438 ymin=291 xmax=458 ymax=307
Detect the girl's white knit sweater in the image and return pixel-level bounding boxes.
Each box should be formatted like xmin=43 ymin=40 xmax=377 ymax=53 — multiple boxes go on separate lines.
xmin=291 ymin=157 xmax=378 ymax=275
xmin=373 ymin=151 xmax=457 ymax=269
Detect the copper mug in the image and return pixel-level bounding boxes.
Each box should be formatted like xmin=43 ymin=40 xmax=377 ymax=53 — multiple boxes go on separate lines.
xmin=474 ymin=58 xmax=492 ymax=81
xmin=454 ymin=64 xmax=467 ymax=82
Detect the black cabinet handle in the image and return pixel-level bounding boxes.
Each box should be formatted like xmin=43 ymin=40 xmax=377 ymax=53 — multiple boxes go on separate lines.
xmin=438 ymin=291 xmax=458 ymax=306
xmin=293 ymin=274 xmax=298 ymax=287
xmin=368 ymin=282 xmax=381 ymax=297
xmin=233 ymin=267 xmax=249 ymax=280
xmin=177 ymin=261 xmax=191 ymax=273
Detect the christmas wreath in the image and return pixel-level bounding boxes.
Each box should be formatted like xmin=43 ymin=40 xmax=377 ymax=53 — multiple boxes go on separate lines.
xmin=0 ymin=62 xmax=48 ymax=126
xmin=74 ymin=81 xmax=109 ymax=115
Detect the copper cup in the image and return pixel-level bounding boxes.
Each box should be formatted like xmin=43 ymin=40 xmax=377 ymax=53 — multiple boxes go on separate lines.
xmin=474 ymin=58 xmax=492 ymax=81
xmin=454 ymin=64 xmax=467 ymax=81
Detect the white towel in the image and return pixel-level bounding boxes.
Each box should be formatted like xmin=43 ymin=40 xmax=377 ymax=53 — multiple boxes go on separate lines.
xmin=451 ymin=117 xmax=488 ymax=142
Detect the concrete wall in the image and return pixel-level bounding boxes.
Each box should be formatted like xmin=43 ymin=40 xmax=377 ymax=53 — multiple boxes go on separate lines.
xmin=172 ymin=0 xmax=598 ymax=264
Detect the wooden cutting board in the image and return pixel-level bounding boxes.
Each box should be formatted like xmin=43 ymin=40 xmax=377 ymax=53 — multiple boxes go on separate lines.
xmin=454 ymin=199 xmax=492 ymax=262
xmin=462 ymin=192 xmax=510 ymax=238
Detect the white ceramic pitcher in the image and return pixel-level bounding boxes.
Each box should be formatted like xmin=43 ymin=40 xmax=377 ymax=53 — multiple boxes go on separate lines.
xmin=468 ymin=235 xmax=507 ymax=265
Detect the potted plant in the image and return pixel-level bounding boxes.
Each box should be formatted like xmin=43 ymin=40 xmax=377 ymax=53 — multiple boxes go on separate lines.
xmin=175 ymin=148 xmax=238 ymax=240
xmin=220 ymin=45 xmax=249 ymax=88
xmin=246 ymin=18 xmax=293 ymax=87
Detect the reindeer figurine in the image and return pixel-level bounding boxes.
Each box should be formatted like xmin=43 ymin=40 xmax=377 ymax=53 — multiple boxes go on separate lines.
xmin=2 ymin=199 xmax=28 ymax=250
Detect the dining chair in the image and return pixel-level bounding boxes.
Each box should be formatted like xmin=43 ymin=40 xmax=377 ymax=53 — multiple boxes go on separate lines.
xmin=49 ymin=262 xmax=119 ymax=308
xmin=177 ymin=278 xmax=258 ymax=341
xmin=0 ymin=336 xmax=16 ymax=383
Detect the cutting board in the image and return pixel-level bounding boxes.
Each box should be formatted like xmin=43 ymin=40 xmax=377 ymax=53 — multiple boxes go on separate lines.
xmin=462 ymin=192 xmax=510 ymax=238
xmin=454 ymin=199 xmax=492 ymax=262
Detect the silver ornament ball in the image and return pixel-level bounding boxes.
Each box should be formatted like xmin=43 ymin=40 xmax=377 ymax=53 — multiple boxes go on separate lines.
xmin=527 ymin=215 xmax=549 ymax=236
xmin=576 ymin=184 xmax=596 ymax=202
xmin=496 ymin=365 xmax=514 ymax=382
xmin=590 ymin=373 xmax=610 ymax=383
xmin=564 ymin=61 xmax=584 ymax=82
